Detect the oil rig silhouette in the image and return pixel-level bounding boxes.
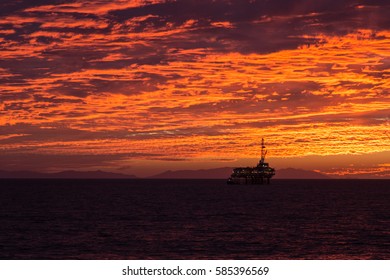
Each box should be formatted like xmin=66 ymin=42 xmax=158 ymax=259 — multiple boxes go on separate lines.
xmin=227 ymin=138 xmax=275 ymax=184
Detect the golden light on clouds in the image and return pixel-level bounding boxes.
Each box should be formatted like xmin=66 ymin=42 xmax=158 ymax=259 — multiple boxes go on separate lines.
xmin=0 ymin=0 xmax=389 ymax=177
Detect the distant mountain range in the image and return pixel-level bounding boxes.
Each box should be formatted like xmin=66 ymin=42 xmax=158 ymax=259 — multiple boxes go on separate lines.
xmin=0 ymin=170 xmax=137 ymax=179
xmin=1 ymin=167 xmax=387 ymax=179
xmin=5 ymin=168 xmax=383 ymax=179
xmin=273 ymin=168 xmax=330 ymax=179
xmin=149 ymin=167 xmax=233 ymax=179
xmin=149 ymin=167 xmax=331 ymax=179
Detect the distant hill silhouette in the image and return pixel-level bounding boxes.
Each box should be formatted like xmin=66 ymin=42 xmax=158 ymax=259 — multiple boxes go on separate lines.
xmin=150 ymin=167 xmax=331 ymax=179
xmin=0 ymin=170 xmax=137 ymax=179
xmin=273 ymin=168 xmax=331 ymax=179
xmin=149 ymin=167 xmax=232 ymax=179
xmin=0 ymin=168 xmax=333 ymax=179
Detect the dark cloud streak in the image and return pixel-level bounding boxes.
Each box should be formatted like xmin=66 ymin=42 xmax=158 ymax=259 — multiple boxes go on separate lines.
xmin=0 ymin=0 xmax=389 ymax=174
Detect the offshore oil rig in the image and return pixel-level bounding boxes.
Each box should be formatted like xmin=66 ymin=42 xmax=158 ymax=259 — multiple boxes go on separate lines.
xmin=227 ymin=138 xmax=275 ymax=184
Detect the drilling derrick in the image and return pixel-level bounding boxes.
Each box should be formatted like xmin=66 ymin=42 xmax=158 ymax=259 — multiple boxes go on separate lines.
xmin=259 ymin=138 xmax=267 ymax=165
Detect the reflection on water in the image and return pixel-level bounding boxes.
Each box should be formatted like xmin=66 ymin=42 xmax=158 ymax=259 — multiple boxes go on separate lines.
xmin=0 ymin=179 xmax=389 ymax=259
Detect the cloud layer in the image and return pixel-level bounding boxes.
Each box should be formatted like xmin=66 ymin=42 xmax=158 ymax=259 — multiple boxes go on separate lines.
xmin=0 ymin=0 xmax=389 ymax=176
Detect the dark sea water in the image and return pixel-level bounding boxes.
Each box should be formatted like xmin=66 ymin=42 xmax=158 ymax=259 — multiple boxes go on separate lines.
xmin=0 ymin=179 xmax=389 ymax=260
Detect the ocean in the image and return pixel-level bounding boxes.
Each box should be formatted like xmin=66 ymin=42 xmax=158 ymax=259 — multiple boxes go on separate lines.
xmin=0 ymin=179 xmax=389 ymax=259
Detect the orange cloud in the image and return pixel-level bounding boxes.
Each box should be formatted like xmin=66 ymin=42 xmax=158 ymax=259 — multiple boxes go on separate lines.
xmin=25 ymin=0 xmax=166 ymax=15
xmin=0 ymin=0 xmax=389 ymax=175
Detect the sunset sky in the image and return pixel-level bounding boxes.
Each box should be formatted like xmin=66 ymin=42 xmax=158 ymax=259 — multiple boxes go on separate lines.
xmin=0 ymin=0 xmax=389 ymax=178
